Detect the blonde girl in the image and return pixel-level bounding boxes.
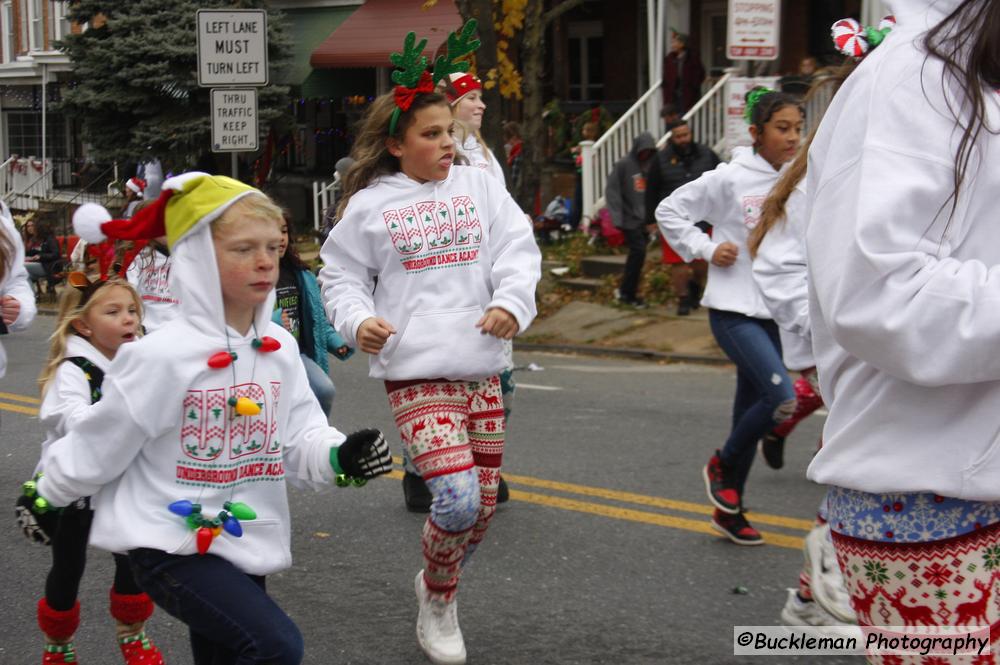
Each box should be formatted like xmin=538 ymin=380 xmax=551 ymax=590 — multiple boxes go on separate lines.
xmin=22 ymin=276 xmax=164 ymax=665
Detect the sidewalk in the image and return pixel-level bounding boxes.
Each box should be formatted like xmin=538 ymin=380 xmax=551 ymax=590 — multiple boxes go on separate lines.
xmin=518 ymin=300 xmax=727 ymax=365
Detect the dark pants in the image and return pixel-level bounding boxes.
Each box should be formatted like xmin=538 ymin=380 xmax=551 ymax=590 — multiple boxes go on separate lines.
xmin=618 ymin=226 xmax=648 ymax=301
xmin=128 ymin=548 xmax=304 ymax=665
xmin=45 ymin=503 xmax=141 ymax=611
xmin=709 ymin=309 xmax=795 ymax=495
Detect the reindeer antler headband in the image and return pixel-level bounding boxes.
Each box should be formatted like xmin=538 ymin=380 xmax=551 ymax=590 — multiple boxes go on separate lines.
xmin=388 ymin=19 xmax=481 ymax=136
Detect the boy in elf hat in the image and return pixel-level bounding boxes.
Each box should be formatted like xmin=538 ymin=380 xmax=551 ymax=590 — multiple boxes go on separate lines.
xmin=25 ymin=172 xmax=393 ymax=665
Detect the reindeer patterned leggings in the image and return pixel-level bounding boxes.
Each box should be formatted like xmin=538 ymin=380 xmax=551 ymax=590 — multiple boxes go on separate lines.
xmin=386 ymin=376 xmax=505 ymax=602
xmin=828 ymin=487 xmax=1000 ymax=664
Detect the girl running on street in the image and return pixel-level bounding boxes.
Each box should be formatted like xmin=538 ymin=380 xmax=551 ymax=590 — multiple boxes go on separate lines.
xmin=320 ymin=21 xmax=540 ymax=665
xmin=657 ymin=88 xmax=803 ymax=545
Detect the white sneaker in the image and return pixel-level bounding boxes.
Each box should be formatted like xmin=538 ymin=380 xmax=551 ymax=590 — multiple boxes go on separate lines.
xmin=779 ymin=589 xmax=863 ymax=642
xmin=415 ymin=570 xmax=467 ymax=665
xmin=804 ymin=524 xmax=857 ymax=623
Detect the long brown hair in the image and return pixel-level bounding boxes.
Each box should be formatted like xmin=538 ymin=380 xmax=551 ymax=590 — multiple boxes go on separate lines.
xmin=336 ymin=92 xmax=450 ymax=218
xmin=747 ymin=63 xmax=858 ymax=258
xmin=923 ymin=0 xmax=1000 ymax=223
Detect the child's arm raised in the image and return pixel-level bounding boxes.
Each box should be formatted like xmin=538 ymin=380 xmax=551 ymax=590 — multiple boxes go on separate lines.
xmin=483 ymin=177 xmax=542 ymax=337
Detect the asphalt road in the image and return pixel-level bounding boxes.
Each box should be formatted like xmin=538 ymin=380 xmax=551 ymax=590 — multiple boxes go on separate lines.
xmin=0 ymin=316 xmax=862 ymax=664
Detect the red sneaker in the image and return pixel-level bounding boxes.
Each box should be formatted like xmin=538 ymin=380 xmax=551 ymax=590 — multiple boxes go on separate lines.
xmin=119 ymin=633 xmax=164 ymax=665
xmin=703 ymin=450 xmax=741 ymax=514
xmin=712 ymin=509 xmax=764 ymax=546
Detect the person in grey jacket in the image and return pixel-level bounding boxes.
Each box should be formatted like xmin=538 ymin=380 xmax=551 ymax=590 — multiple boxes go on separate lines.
xmin=605 ymin=132 xmax=656 ymax=307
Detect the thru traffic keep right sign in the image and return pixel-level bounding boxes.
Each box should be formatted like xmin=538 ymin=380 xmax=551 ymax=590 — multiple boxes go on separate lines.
xmin=211 ymin=88 xmax=258 ymax=153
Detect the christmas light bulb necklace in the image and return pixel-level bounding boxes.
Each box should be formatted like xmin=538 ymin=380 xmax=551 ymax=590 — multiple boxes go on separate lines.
xmin=170 ymin=320 xmax=282 ymax=554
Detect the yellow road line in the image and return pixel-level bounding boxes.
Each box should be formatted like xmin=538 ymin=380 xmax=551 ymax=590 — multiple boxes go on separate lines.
xmin=0 ymin=401 xmax=39 ymax=415
xmin=384 ymin=469 xmax=804 ymax=549
xmin=0 ymin=391 xmax=40 ymax=404
xmin=390 ymin=457 xmax=814 ymax=532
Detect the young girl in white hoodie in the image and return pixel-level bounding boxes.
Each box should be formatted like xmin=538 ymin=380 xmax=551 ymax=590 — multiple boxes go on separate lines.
xmin=657 ymin=88 xmax=802 ymax=545
xmin=20 ymin=276 xmax=166 ymax=665
xmin=26 ymin=173 xmax=392 ymax=665
xmin=807 ymin=1 xmax=1000 ymax=659
xmin=0 ymin=199 xmax=36 ymax=380
xmin=321 ymin=23 xmax=540 ymax=665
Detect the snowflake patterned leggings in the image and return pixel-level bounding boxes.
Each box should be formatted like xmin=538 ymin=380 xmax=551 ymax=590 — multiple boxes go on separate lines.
xmin=386 ymin=376 xmax=505 ymax=601
xmin=828 ymin=487 xmax=1000 ymax=663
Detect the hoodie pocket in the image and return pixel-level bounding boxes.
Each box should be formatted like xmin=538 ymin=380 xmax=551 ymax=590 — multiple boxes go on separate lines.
xmin=382 ymin=306 xmax=505 ymax=380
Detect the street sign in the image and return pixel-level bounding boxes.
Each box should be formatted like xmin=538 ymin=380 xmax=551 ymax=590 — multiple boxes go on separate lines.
xmin=211 ymin=88 xmax=258 ymax=152
xmin=197 ymin=9 xmax=268 ymax=87
xmin=724 ymin=76 xmax=780 ymax=150
xmin=727 ymin=0 xmax=780 ymax=60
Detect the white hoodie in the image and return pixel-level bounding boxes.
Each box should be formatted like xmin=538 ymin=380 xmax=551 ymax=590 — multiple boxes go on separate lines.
xmin=36 ymin=336 xmax=111 ymax=474
xmin=320 ymin=167 xmax=540 ymax=381
xmin=126 ymin=245 xmax=179 ymax=333
xmin=752 ymin=184 xmax=813 ymax=370
xmin=656 ymin=146 xmax=783 ymax=319
xmin=459 ymin=134 xmax=506 ymax=185
xmin=37 ymin=192 xmax=345 ymax=575
xmin=0 ymin=204 xmax=36 ymax=378
xmin=805 ymin=0 xmax=1000 ymax=499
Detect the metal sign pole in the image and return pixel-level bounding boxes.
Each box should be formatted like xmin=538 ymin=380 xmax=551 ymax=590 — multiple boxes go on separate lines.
xmin=231 ymin=153 xmax=238 ymax=179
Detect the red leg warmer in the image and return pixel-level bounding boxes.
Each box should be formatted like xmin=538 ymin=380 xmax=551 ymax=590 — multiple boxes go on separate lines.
xmin=37 ymin=598 xmax=80 ymax=640
xmin=109 ymin=588 xmax=154 ymax=625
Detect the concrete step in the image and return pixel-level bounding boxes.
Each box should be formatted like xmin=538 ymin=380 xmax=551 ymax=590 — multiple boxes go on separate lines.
xmin=580 ymin=254 xmax=626 ymax=278
xmin=559 ymin=277 xmax=604 ymax=292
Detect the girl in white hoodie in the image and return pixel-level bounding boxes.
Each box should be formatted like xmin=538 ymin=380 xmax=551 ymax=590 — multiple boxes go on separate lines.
xmin=807 ymin=1 xmax=1000 ymax=657
xmin=657 ymin=89 xmax=803 ymax=545
xmin=20 ymin=276 xmax=165 ymax=665
xmin=27 ymin=174 xmax=393 ymax=665
xmin=0 ymin=199 xmax=36 ymax=379
xmin=321 ymin=62 xmax=540 ymax=663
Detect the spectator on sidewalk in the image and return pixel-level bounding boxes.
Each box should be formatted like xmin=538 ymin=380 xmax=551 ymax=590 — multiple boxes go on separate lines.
xmin=662 ymin=31 xmax=705 ymax=115
xmin=503 ymin=121 xmax=524 ymax=202
xmin=661 ymin=104 xmax=681 ymax=132
xmin=779 ymin=57 xmax=818 ymax=97
xmin=22 ymin=220 xmax=63 ymax=294
xmin=606 ymin=132 xmax=657 ymax=308
xmin=645 ymin=120 xmax=720 ymax=314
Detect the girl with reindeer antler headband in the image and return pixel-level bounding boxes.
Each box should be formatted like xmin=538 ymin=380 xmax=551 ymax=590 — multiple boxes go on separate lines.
xmin=320 ymin=19 xmax=540 ymax=665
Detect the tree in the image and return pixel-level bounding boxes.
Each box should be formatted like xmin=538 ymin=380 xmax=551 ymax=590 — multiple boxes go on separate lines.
xmin=57 ymin=0 xmax=291 ymax=171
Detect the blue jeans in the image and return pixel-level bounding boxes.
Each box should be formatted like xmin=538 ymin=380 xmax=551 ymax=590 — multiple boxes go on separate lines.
xmin=301 ymin=354 xmax=335 ymax=416
xmin=709 ymin=309 xmax=795 ymax=495
xmin=128 ymin=549 xmax=304 ymax=665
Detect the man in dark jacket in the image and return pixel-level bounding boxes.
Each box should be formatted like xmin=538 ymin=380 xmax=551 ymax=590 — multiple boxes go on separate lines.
xmin=606 ymin=132 xmax=657 ymax=308
xmin=645 ymin=120 xmax=720 ymax=314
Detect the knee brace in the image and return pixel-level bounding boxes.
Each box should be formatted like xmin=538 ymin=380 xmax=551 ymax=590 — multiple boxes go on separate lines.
xmin=427 ymin=469 xmax=481 ymax=532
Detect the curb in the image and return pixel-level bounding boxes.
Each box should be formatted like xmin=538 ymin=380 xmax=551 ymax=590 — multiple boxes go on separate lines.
xmin=513 ymin=341 xmax=731 ymax=366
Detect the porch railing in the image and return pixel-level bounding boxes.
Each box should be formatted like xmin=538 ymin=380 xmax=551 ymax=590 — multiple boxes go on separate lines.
xmin=580 ymin=71 xmax=732 ymax=224
xmin=312 ymin=173 xmax=341 ymax=233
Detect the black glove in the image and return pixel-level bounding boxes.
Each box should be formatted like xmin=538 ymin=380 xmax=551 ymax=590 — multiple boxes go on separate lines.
xmin=14 ymin=486 xmax=59 ymax=546
xmin=335 ymin=428 xmax=392 ymax=480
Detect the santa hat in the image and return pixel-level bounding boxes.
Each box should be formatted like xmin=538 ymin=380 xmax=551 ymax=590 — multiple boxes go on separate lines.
xmin=125 ymin=177 xmax=146 ymax=196
xmin=443 ymin=72 xmax=481 ymax=106
xmin=74 ymin=172 xmax=261 ymax=249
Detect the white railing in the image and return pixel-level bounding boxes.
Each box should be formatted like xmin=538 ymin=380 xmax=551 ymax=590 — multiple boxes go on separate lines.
xmin=0 ymin=157 xmax=16 ymax=202
xmin=312 ymin=174 xmax=341 ymax=233
xmin=5 ymin=163 xmax=53 ymax=211
xmin=581 ymin=71 xmax=733 ymax=222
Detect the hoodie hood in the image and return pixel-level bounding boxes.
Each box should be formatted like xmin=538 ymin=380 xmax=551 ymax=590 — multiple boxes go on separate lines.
xmin=631 ymin=132 xmax=656 ymax=158
xmin=885 ymin=0 xmax=962 ymax=28
xmin=169 ymin=198 xmax=275 ymax=341
xmin=730 ymin=146 xmax=783 ymax=175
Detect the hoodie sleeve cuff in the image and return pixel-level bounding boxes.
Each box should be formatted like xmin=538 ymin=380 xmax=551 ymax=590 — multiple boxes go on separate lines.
xmin=699 ymin=241 xmax=721 ymax=263
xmin=488 ymin=298 xmax=532 ymax=335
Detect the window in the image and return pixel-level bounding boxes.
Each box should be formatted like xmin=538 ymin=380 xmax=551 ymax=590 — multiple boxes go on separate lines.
xmin=567 ymin=21 xmax=604 ymax=101
xmin=1 ymin=1 xmax=13 ymax=62
xmin=27 ymin=0 xmax=40 ymax=51
xmin=18 ymin=0 xmax=27 ymax=54
xmin=7 ymin=111 xmax=68 ymax=158
xmin=48 ymin=1 xmax=69 ymax=45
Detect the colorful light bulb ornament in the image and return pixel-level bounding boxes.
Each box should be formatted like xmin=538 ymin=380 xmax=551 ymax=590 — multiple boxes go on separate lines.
xmin=831 ymin=16 xmax=895 ymax=59
xmin=387 ymin=19 xmax=481 ymax=137
xmin=168 ymin=499 xmax=257 ymax=555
